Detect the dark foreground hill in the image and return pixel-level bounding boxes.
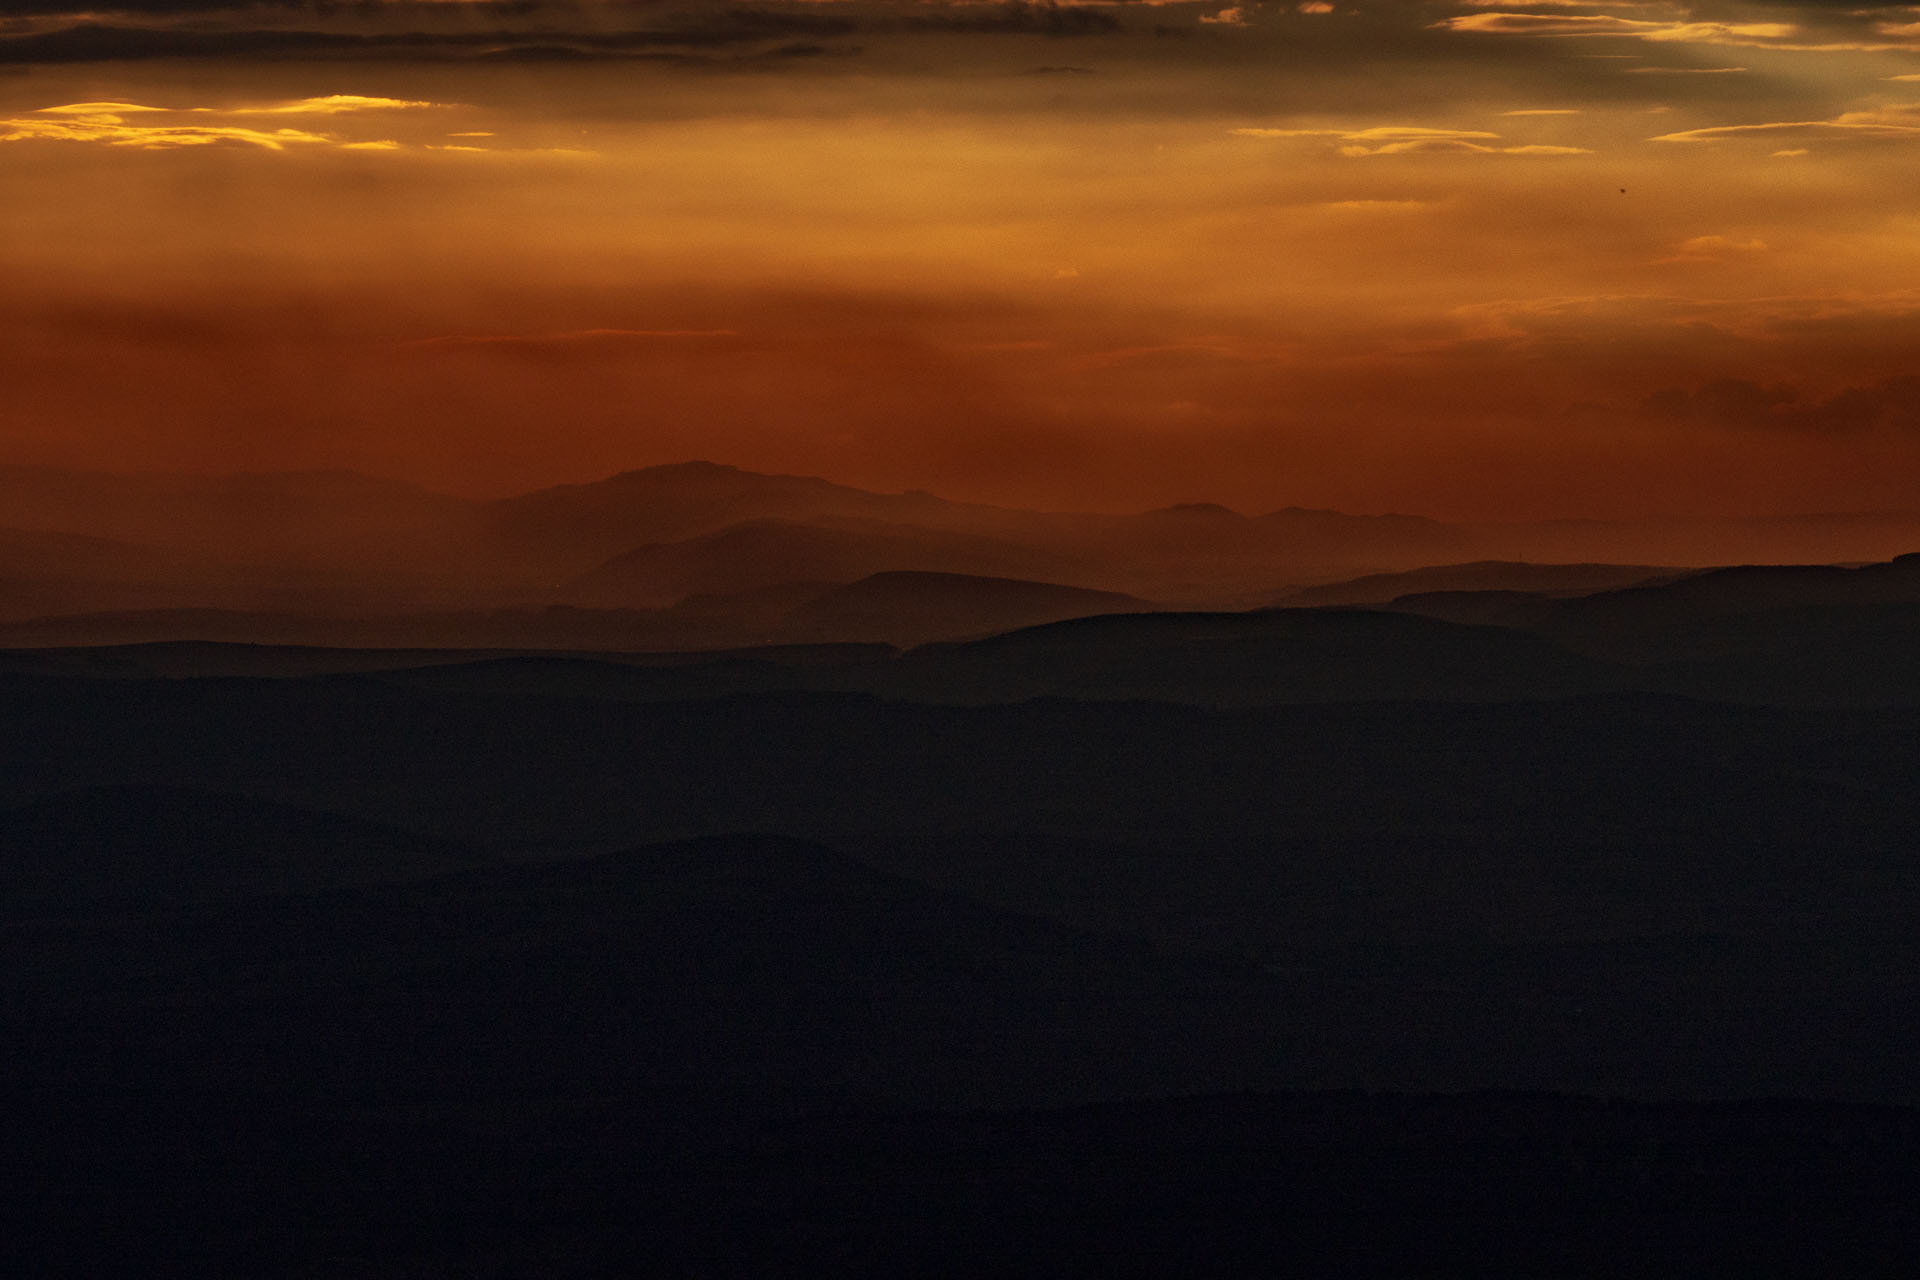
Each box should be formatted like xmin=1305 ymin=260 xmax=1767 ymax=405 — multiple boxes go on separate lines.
xmin=5 ymin=829 xmax=1918 ymax=1275
xmin=3 ymin=650 xmax=1920 ymax=1272
xmin=0 ymin=785 xmax=475 ymax=909
xmin=2 ymin=672 xmax=1918 ymax=1102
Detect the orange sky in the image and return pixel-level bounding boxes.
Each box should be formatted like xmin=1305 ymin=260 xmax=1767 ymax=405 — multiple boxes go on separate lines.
xmin=6 ymin=0 xmax=1920 ymax=518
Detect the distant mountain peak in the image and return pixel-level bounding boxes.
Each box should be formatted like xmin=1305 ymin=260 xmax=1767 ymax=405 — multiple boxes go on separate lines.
xmin=1143 ymin=501 xmax=1242 ymax=519
xmin=608 ymin=460 xmax=749 ymax=480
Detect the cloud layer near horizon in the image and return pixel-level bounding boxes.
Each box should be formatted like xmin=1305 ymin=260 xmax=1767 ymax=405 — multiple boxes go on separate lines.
xmin=6 ymin=0 xmax=1920 ymax=518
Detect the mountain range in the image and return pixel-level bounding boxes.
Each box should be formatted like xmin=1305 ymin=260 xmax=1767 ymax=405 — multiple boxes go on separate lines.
xmin=7 ymin=460 xmax=1920 ymax=650
xmin=10 ymin=459 xmax=1920 ymax=1274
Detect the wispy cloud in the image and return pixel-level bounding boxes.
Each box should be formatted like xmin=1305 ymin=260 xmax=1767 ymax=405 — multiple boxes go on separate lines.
xmin=1651 ymin=104 xmax=1920 ymax=143
xmin=1234 ymin=125 xmax=1502 ymax=140
xmin=1653 ymin=234 xmax=1768 ymax=264
xmin=1436 ymin=13 xmax=1797 ymax=42
xmin=219 ymin=95 xmax=444 ymax=116
xmin=2 ymin=105 xmax=332 ymax=150
xmin=0 ymin=95 xmax=453 ymax=150
xmin=1233 ymin=123 xmax=1588 ymax=157
xmin=1434 ymin=9 xmax=1920 ymax=52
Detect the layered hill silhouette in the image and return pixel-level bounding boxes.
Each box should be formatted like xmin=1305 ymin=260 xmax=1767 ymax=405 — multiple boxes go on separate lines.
xmin=6 ymin=459 xmax=1919 ymax=649
xmin=7 ymin=608 xmax=1920 ymax=1271
xmin=783 ymin=571 xmax=1152 ymax=646
xmin=1382 ymin=553 xmax=1920 ymax=651
xmin=3 ymin=669 xmax=1918 ymax=1108
xmin=15 ymin=812 xmax=1919 ymax=1280
xmin=10 ymin=550 xmax=1920 ymax=706
xmin=11 ymin=459 xmax=1920 ymax=1274
xmin=561 ymin=516 xmax=1090 ymax=608
xmin=1271 ymin=559 xmax=1683 ymax=608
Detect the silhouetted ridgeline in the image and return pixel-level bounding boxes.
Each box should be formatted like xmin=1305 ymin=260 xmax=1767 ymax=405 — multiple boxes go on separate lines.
xmin=6 ymin=460 xmax=1920 ymax=640
xmin=9 ymin=551 xmax=1920 ymax=705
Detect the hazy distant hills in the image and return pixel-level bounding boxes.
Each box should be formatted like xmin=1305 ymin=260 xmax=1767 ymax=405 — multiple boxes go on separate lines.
xmin=785 ymin=571 xmax=1152 ymax=647
xmin=6 ymin=458 xmax=1920 ymax=650
xmin=10 ymin=549 xmax=1920 ymax=706
xmin=477 ymin=460 xmax=997 ymax=571
xmin=1271 ymin=559 xmax=1683 ymax=608
xmin=1384 ymin=554 xmax=1920 ymax=651
xmin=562 ymin=516 xmax=1089 ymax=608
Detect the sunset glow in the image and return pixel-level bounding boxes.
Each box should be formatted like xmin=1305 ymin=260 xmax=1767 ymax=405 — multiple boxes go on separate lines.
xmin=8 ymin=0 xmax=1920 ymax=518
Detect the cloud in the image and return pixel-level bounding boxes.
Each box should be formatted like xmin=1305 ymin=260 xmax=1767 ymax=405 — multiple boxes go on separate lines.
xmin=903 ymin=3 xmax=1123 ymax=36
xmin=0 ymin=103 xmax=336 ymax=148
xmin=1653 ymin=234 xmax=1769 ymax=263
xmin=1625 ymin=64 xmax=1749 ymax=73
xmin=1296 ymin=1 xmax=1333 ymax=12
xmin=35 ymin=100 xmax=167 ymax=114
xmin=1198 ymin=6 xmax=1246 ymax=24
xmin=0 ymin=95 xmax=457 ymax=149
xmin=228 ymin=94 xmax=444 ymax=115
xmin=1436 ymin=13 xmax=1798 ymax=41
xmin=1320 ymin=198 xmax=1428 ymax=210
xmin=0 ymin=9 xmax=874 ymax=64
xmin=1650 ymin=104 xmax=1920 ymax=142
xmin=1234 ymin=125 xmax=1503 ymax=140
xmin=1339 ymin=138 xmax=1589 ymax=155
xmin=1501 ymin=108 xmax=1581 ymax=115
xmin=1234 ymin=123 xmax=1588 ymax=156
xmin=1435 ymin=7 xmax=1920 ymax=52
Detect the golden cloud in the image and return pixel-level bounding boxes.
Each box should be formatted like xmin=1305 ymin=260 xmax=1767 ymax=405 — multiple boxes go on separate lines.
xmin=1 ymin=107 xmax=332 ymax=151
xmin=1235 ymin=123 xmax=1587 ymax=157
xmin=218 ymin=96 xmax=445 ymax=116
xmin=1651 ymin=105 xmax=1920 ymax=143
xmin=1437 ymin=13 xmax=1795 ymax=40
xmin=1654 ymin=234 xmax=1769 ymax=264
xmin=0 ymin=96 xmax=454 ymax=152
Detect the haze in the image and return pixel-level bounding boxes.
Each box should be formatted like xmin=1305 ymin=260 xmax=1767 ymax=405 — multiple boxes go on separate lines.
xmin=8 ymin=0 xmax=1920 ymax=519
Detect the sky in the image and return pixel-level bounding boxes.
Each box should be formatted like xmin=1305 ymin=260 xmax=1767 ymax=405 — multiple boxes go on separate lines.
xmin=6 ymin=0 xmax=1920 ymax=518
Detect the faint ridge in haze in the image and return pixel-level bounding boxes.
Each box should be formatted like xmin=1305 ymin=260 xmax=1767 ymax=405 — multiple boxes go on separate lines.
xmin=2 ymin=460 xmax=1920 ymax=640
